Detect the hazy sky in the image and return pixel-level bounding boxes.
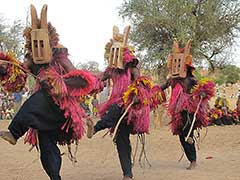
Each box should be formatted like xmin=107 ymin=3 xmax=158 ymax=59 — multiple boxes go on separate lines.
xmin=0 ymin=0 xmax=239 ymax=68
xmin=0 ymin=0 xmax=126 ymax=69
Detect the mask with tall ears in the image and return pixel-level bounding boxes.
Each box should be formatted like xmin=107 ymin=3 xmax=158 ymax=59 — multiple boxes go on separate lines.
xmin=168 ymin=39 xmax=194 ymax=78
xmin=107 ymin=25 xmax=130 ymax=69
xmin=30 ymin=4 xmax=52 ymax=64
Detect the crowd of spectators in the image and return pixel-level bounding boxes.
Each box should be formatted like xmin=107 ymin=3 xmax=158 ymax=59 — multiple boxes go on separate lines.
xmin=0 ymin=88 xmax=28 ymax=120
xmin=209 ymin=95 xmax=240 ymax=126
xmin=0 ymin=91 xmax=15 ymax=120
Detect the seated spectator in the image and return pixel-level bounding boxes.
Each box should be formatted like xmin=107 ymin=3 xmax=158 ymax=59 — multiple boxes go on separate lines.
xmin=5 ymin=108 xmax=14 ymax=120
xmin=232 ymin=94 xmax=240 ymax=123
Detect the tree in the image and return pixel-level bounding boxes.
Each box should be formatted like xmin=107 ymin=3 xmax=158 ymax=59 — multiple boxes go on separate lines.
xmin=76 ymin=61 xmax=100 ymax=74
xmin=222 ymin=64 xmax=240 ymax=84
xmin=6 ymin=20 xmax=25 ymax=59
xmin=119 ymin=0 xmax=240 ymax=73
xmin=0 ymin=17 xmax=9 ymax=52
xmin=214 ymin=64 xmax=240 ymax=85
xmin=0 ymin=17 xmax=25 ymax=59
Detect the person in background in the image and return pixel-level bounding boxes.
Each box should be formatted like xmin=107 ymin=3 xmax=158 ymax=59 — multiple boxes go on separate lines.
xmin=12 ymin=92 xmax=23 ymax=115
xmin=91 ymin=94 xmax=99 ymax=116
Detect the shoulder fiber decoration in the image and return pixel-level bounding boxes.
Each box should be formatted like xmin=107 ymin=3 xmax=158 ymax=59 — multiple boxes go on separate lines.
xmin=191 ymin=78 xmax=215 ymax=129
xmin=123 ymin=76 xmax=166 ymax=108
xmin=123 ymin=76 xmax=165 ymax=134
xmin=63 ymin=70 xmax=96 ymax=97
xmin=0 ymin=52 xmax=27 ymax=93
xmin=150 ymin=85 xmax=166 ymax=109
xmin=123 ymin=76 xmax=153 ymax=106
xmin=192 ymin=78 xmax=215 ymax=101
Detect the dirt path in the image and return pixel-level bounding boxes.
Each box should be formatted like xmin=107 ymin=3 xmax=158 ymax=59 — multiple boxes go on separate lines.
xmin=0 ymin=120 xmax=239 ymax=180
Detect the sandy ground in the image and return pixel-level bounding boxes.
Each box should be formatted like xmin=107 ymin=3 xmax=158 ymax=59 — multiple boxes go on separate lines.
xmin=0 ymin=120 xmax=240 ymax=180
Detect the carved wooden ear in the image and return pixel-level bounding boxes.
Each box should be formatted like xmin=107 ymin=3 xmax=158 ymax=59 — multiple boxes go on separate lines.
xmin=40 ymin=4 xmax=48 ymax=29
xmin=172 ymin=38 xmax=179 ymax=53
xmin=113 ymin=25 xmax=120 ymax=38
xmin=184 ymin=39 xmax=191 ymax=55
xmin=31 ymin=4 xmax=38 ymax=29
xmin=123 ymin=25 xmax=130 ymax=46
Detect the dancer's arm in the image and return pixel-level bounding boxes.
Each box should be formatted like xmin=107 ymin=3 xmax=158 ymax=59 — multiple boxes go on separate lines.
xmin=57 ymin=57 xmax=89 ymax=88
xmin=160 ymin=78 xmax=171 ymax=90
xmin=64 ymin=76 xmax=88 ymax=88
xmin=100 ymin=67 xmax=112 ymax=81
xmin=130 ymin=67 xmax=140 ymax=80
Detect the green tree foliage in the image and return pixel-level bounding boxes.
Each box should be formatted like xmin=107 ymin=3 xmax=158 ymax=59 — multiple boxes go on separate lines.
xmin=0 ymin=17 xmax=9 ymax=51
xmin=215 ymin=64 xmax=240 ymax=84
xmin=222 ymin=64 xmax=240 ymax=84
xmin=0 ymin=17 xmax=24 ymax=59
xmin=76 ymin=61 xmax=100 ymax=74
xmin=119 ymin=0 xmax=240 ymax=72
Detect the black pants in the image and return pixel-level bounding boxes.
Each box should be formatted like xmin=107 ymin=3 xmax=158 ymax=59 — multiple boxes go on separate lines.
xmin=179 ymin=111 xmax=196 ymax=162
xmin=94 ymin=104 xmax=133 ymax=178
xmin=39 ymin=131 xmax=62 ymax=180
xmin=8 ymin=89 xmax=66 ymax=180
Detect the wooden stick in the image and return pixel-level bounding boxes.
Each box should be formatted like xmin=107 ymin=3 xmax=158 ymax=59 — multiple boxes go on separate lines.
xmin=185 ymin=97 xmax=203 ymax=142
xmin=0 ymin=59 xmax=38 ymax=79
xmin=112 ymin=101 xmax=134 ymax=141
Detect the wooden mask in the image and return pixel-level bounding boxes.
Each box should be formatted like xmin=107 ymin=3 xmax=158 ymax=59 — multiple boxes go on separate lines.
xmin=108 ymin=25 xmax=130 ymax=69
xmin=30 ymin=4 xmax=52 ymax=64
xmin=168 ymin=39 xmax=191 ymax=78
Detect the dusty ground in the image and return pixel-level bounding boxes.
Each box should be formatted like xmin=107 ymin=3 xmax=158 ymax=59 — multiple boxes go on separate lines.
xmin=0 ymin=120 xmax=239 ymax=180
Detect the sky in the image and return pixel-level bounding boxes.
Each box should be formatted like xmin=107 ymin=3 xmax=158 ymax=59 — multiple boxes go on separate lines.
xmin=0 ymin=0 xmax=127 ymax=69
xmin=0 ymin=0 xmax=240 ymax=68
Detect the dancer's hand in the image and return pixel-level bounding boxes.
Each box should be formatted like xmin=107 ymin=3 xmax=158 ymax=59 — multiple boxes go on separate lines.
xmin=132 ymin=94 xmax=140 ymax=104
xmin=200 ymin=92 xmax=207 ymax=98
xmin=0 ymin=62 xmax=7 ymax=76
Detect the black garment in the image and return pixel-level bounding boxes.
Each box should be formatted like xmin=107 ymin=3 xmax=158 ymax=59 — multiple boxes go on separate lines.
xmin=94 ymin=103 xmax=133 ymax=178
xmin=116 ymin=123 xmax=133 ymax=178
xmin=8 ymin=88 xmax=66 ymax=140
xmin=221 ymin=115 xmax=234 ymax=125
xmin=8 ymin=88 xmax=67 ymax=180
xmin=39 ymin=131 xmax=62 ymax=180
xmin=94 ymin=104 xmax=123 ymax=132
xmin=179 ymin=111 xmax=196 ymax=162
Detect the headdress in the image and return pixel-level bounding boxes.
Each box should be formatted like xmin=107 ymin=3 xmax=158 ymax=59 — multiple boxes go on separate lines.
xmin=105 ymin=25 xmax=137 ymax=69
xmin=23 ymin=4 xmax=59 ymax=64
xmin=168 ymin=39 xmax=195 ymax=78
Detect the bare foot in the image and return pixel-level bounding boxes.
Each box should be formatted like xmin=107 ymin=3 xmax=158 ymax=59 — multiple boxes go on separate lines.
xmin=86 ymin=119 xmax=95 ymax=138
xmin=0 ymin=131 xmax=17 ymax=145
xmin=186 ymin=161 xmax=197 ymax=170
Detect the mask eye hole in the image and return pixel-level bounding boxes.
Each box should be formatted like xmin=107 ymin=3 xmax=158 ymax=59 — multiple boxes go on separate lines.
xmin=33 ymin=40 xmax=39 ymax=57
xmin=40 ymin=40 xmax=44 ymax=48
xmin=34 ymin=40 xmax=38 ymax=48
xmin=178 ymin=59 xmax=181 ymax=68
